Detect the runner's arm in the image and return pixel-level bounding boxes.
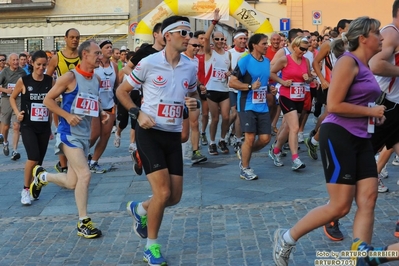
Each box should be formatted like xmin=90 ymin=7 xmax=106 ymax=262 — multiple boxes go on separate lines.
xmin=370 ymin=27 xmax=399 ymax=77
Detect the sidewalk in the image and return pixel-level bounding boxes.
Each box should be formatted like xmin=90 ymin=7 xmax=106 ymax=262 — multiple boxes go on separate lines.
xmin=0 ymin=120 xmax=398 ymax=265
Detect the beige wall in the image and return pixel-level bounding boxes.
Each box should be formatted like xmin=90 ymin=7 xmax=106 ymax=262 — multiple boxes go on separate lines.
xmin=286 ymin=0 xmax=393 ymax=32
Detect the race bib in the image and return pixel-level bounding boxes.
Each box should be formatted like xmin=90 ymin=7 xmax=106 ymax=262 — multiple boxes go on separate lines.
xmin=252 ymin=86 xmax=267 ymax=104
xmin=100 ymin=79 xmax=112 ymax=90
xmin=290 ymin=82 xmax=305 ymax=99
xmin=7 ymin=83 xmax=15 ymax=96
xmin=74 ymin=93 xmax=99 ymax=117
xmin=30 ymin=103 xmax=49 ymax=122
xmin=212 ymin=67 xmax=227 ymax=82
xmin=156 ymin=100 xmax=183 ymax=126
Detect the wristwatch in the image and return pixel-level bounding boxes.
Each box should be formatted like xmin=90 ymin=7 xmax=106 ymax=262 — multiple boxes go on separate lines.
xmin=248 ymin=84 xmax=252 ymax=90
xmin=128 ymin=107 xmax=140 ymax=120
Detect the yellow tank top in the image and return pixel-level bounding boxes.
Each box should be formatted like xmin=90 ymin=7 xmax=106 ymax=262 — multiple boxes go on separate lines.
xmin=56 ymin=51 xmax=80 ymax=76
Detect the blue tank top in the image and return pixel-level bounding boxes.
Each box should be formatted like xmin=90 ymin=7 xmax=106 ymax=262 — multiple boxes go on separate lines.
xmin=323 ymin=52 xmax=381 ymax=138
xmin=58 ymin=69 xmax=100 ymax=139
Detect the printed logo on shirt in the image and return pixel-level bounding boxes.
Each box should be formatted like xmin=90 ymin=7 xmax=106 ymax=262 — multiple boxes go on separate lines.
xmin=27 ymin=86 xmax=33 ymax=92
xmin=153 ymin=75 xmax=167 ymax=86
xmin=135 ymin=62 xmax=142 ymax=71
xmin=182 ymin=79 xmax=189 ymax=89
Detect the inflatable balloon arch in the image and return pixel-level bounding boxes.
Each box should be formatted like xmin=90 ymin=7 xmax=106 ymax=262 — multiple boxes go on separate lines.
xmin=133 ymin=0 xmax=274 ymax=48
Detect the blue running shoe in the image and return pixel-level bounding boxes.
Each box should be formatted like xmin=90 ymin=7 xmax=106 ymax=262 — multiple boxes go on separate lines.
xmin=351 ymin=238 xmax=374 ymax=266
xmin=143 ymin=244 xmax=167 ymax=266
xmin=126 ymin=201 xmax=147 ymax=238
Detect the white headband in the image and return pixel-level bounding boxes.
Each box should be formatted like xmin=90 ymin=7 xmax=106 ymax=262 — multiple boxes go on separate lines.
xmin=162 ymin=21 xmax=191 ymax=37
xmin=234 ymin=32 xmax=246 ymax=39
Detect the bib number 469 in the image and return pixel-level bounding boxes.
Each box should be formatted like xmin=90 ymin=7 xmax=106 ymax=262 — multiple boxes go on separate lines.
xmin=158 ymin=104 xmax=182 ymax=118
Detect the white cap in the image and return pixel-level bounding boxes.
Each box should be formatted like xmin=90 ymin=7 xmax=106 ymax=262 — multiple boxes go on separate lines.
xmin=120 ymin=46 xmax=127 ymax=50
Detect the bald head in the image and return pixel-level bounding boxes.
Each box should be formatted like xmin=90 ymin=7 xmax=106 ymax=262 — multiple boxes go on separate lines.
xmin=8 ymin=53 xmax=19 ymax=70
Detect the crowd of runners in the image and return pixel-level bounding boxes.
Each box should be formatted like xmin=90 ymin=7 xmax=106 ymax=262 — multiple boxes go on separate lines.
xmin=1 ymin=2 xmax=399 ymax=265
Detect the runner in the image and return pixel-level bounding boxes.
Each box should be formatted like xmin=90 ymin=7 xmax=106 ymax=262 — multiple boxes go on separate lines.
xmin=194 ymin=30 xmax=209 ymax=146
xmin=370 ymin=0 xmax=399 ymax=238
xmin=29 ymin=40 xmax=109 ymax=239
xmin=10 ymin=50 xmax=53 ymax=205
xmin=272 ymin=17 xmax=391 ymax=266
xmin=46 ymin=28 xmax=81 ymax=173
xmin=229 ymin=33 xmax=275 ymax=180
xmin=116 ymin=16 xmax=199 ymax=265
xmin=269 ymin=36 xmax=312 ymax=171
xmin=0 ymin=53 xmax=26 ymax=160
xmin=228 ymin=29 xmax=248 ymax=152
xmin=182 ymin=37 xmax=207 ymax=164
xmin=120 ymin=22 xmax=164 ymax=175
xmin=88 ymin=40 xmax=119 ymax=173
xmin=204 ymin=8 xmax=232 ymax=155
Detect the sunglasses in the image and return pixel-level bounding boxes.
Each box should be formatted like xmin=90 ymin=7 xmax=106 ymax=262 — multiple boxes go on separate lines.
xmin=188 ymin=43 xmax=203 ymax=48
xmin=214 ymin=38 xmax=225 ymax=41
xmin=298 ymin=46 xmax=308 ymax=52
xmin=0 ymin=59 xmax=5 ymax=62
xmin=169 ymin=29 xmax=194 ymax=38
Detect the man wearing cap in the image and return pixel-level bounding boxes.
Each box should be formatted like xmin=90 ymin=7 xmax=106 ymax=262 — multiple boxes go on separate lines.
xmin=88 ymin=40 xmax=119 ymax=173
xmin=118 ymin=46 xmax=127 ymax=71
xmin=117 ymin=16 xmax=199 ymax=266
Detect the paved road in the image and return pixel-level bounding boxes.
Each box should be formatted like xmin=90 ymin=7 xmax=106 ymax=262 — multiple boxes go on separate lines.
xmin=0 ymin=119 xmax=399 ymax=266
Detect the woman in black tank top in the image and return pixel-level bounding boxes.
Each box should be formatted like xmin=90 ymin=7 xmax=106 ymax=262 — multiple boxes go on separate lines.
xmin=9 ymin=50 xmax=53 ymax=206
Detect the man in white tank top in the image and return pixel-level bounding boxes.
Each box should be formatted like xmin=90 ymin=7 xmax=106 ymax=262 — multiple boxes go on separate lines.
xmin=370 ymin=0 xmax=399 ymax=239
xmin=203 ymin=8 xmax=232 ymax=155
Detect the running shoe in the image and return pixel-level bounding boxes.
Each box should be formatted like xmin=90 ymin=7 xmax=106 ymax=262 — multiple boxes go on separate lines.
xmin=143 ymin=244 xmax=167 ymax=266
xmin=298 ymin=132 xmax=304 ymax=144
xmin=208 ymin=143 xmax=218 ymax=155
xmin=304 ymin=137 xmax=318 ymax=160
xmin=132 ymin=150 xmax=143 ymax=175
xmin=240 ymin=167 xmax=258 ymax=181
xmin=236 ymin=146 xmax=242 ymax=160
xmin=233 ymin=141 xmax=241 ymax=153
xmin=128 ymin=143 xmax=136 ymax=154
xmin=54 ymin=161 xmax=68 ymax=173
xmin=351 ymin=238 xmax=374 ymax=266
xmin=272 ymin=228 xmax=296 ymax=266
xmin=378 ymin=178 xmax=389 ymax=193
xmin=379 ymin=164 xmax=388 ymax=179
xmin=200 ymin=133 xmax=208 ymax=146
xmin=114 ymin=133 xmax=121 ymax=148
xmin=394 ymin=221 xmax=399 ymax=238
xmin=126 ymin=201 xmax=148 ymax=238
xmin=393 ymin=155 xmax=399 ymax=166
xmin=292 ymin=158 xmax=306 ymax=171
xmin=111 ymin=125 xmax=117 ymax=133
xmin=77 ymin=218 xmax=102 ymax=239
xmin=21 ymin=189 xmax=31 ymax=205
xmin=89 ymin=162 xmax=107 ymax=174
xmin=0 ymin=134 xmax=3 ymax=144
xmin=269 ymin=149 xmax=284 ymax=167
xmin=218 ymin=140 xmax=229 ymax=154
xmin=3 ymin=142 xmax=9 ymax=156
xmin=323 ymin=220 xmax=344 ymax=241
xmin=30 ymin=165 xmax=48 ymax=200
xmin=191 ymin=150 xmax=207 ymax=164
xmin=11 ymin=151 xmax=20 ymax=161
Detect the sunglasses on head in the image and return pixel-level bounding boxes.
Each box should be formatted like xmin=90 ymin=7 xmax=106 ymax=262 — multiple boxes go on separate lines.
xmin=169 ymin=29 xmax=194 ymax=38
xmin=189 ymin=43 xmax=203 ymax=48
xmin=299 ymin=46 xmax=308 ymax=52
xmin=214 ymin=37 xmax=225 ymax=41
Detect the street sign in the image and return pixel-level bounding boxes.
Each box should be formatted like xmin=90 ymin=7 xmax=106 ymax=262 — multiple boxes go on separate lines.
xmin=312 ymin=10 xmax=322 ymax=25
xmin=280 ymin=31 xmax=288 ymax=38
xmin=129 ymin=22 xmax=138 ymax=35
xmin=280 ymin=18 xmax=290 ymax=31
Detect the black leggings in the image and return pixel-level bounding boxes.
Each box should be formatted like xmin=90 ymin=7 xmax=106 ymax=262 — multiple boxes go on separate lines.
xmin=21 ymin=125 xmax=51 ymax=164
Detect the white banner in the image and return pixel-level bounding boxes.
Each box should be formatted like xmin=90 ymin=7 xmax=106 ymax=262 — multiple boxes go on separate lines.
xmin=179 ymin=0 xmax=230 ymax=21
